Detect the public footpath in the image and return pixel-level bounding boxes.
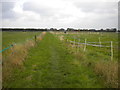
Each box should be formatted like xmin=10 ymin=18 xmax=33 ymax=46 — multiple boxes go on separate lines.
xmin=5 ymin=33 xmax=104 ymax=88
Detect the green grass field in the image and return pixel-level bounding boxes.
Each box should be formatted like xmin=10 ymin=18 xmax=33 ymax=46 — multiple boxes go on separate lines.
xmin=2 ymin=32 xmax=41 ymax=48
xmin=55 ymin=31 xmax=118 ymax=88
xmin=2 ymin=32 xmax=41 ymax=58
xmin=2 ymin=31 xmax=119 ymax=88
xmin=56 ymin=31 xmax=118 ymax=61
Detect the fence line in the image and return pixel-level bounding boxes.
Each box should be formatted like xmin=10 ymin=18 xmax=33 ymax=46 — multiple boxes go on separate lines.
xmin=111 ymin=41 xmax=113 ymax=61
xmin=68 ymin=37 xmax=119 ymax=44
xmin=84 ymin=39 xmax=87 ymax=52
xmin=66 ymin=37 xmax=116 ymax=61
xmin=66 ymin=38 xmax=114 ymax=60
xmin=1 ymin=34 xmax=40 ymax=53
xmin=69 ymin=40 xmax=111 ymax=47
xmin=99 ymin=37 xmax=101 ymax=47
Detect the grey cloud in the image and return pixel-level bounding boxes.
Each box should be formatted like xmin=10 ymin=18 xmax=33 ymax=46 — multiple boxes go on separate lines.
xmin=1 ymin=0 xmax=118 ymax=29
xmin=2 ymin=2 xmax=14 ymax=12
xmin=75 ymin=2 xmax=97 ymax=12
xmin=23 ymin=2 xmax=55 ymax=17
xmin=2 ymin=2 xmax=16 ymax=19
xmin=75 ymin=2 xmax=117 ymax=14
xmin=22 ymin=1 xmax=74 ymax=22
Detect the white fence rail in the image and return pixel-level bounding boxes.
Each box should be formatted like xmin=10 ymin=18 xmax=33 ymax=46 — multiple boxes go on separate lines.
xmin=69 ymin=40 xmax=111 ymax=47
xmin=66 ymin=38 xmax=117 ymax=61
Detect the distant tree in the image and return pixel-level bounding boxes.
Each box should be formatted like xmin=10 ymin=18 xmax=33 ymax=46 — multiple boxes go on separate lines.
xmin=67 ymin=28 xmax=74 ymax=31
xmin=106 ymin=28 xmax=110 ymax=32
xmin=111 ymin=28 xmax=117 ymax=32
xmin=50 ymin=28 xmax=57 ymax=31
xmin=59 ymin=28 xmax=65 ymax=31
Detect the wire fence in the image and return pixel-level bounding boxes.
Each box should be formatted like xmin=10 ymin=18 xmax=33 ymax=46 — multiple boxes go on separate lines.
xmin=65 ymin=37 xmax=118 ymax=61
xmin=1 ymin=35 xmax=39 ymax=53
xmin=69 ymin=40 xmax=111 ymax=47
xmin=0 ymin=33 xmax=44 ymax=65
xmin=0 ymin=45 xmax=14 ymax=53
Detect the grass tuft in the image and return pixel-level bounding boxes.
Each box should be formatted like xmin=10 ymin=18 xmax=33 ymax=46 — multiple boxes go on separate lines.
xmin=94 ymin=61 xmax=118 ymax=88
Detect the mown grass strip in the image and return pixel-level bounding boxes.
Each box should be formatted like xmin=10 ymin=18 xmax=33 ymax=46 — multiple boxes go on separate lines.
xmin=4 ymin=33 xmax=104 ymax=88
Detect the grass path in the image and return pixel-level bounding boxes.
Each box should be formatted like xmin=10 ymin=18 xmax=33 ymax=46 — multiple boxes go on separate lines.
xmin=5 ymin=33 xmax=104 ymax=88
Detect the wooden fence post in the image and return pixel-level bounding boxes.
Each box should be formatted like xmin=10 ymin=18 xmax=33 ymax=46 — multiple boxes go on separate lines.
xmin=77 ymin=39 xmax=80 ymax=52
xmin=35 ymin=35 xmax=37 ymax=43
xmin=74 ymin=38 xmax=75 ymax=47
xmin=111 ymin=41 xmax=113 ymax=61
xmin=99 ymin=37 xmax=101 ymax=47
xmin=84 ymin=39 xmax=87 ymax=52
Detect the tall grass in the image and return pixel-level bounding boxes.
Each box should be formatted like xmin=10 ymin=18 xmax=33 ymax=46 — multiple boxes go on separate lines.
xmin=94 ymin=61 xmax=118 ymax=88
xmin=2 ymin=32 xmax=46 ymax=85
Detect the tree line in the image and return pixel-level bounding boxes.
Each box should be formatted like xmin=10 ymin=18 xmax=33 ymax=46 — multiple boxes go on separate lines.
xmin=1 ymin=28 xmax=119 ymax=32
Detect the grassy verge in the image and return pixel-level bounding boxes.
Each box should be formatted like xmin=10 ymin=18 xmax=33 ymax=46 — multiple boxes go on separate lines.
xmin=2 ymin=32 xmax=41 ymax=58
xmin=2 ymin=32 xmax=45 ymax=87
xmin=3 ymin=33 xmax=104 ymax=88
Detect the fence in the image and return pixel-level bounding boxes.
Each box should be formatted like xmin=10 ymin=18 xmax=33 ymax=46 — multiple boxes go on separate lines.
xmin=66 ymin=38 xmax=118 ymax=61
xmin=0 ymin=45 xmax=14 ymax=53
xmin=0 ymin=34 xmax=43 ymax=65
xmin=0 ymin=35 xmax=40 ymax=53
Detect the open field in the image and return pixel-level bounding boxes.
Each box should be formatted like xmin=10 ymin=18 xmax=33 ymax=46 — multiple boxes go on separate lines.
xmin=2 ymin=32 xmax=41 ymax=48
xmin=2 ymin=32 xmax=41 ymax=57
xmin=55 ymin=31 xmax=118 ymax=61
xmin=54 ymin=31 xmax=119 ymax=87
xmin=2 ymin=31 xmax=119 ymax=88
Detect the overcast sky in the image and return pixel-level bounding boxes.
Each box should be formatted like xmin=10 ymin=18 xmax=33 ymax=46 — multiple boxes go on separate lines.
xmin=0 ymin=0 xmax=119 ymax=29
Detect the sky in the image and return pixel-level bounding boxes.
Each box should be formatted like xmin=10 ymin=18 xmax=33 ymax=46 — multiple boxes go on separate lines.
xmin=0 ymin=0 xmax=119 ymax=29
